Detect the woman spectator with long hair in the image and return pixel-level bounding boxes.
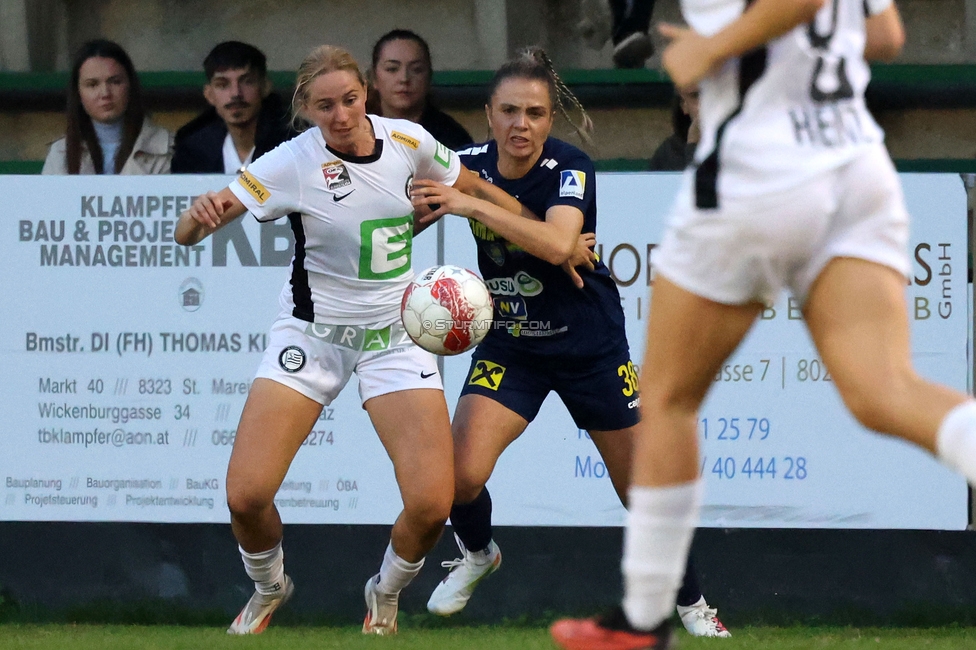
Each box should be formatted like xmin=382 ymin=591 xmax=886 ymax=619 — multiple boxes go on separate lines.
xmin=368 ymin=29 xmax=472 ymax=150
xmin=42 ymin=39 xmax=173 ymax=175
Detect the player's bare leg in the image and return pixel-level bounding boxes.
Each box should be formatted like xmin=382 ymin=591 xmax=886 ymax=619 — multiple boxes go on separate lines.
xmin=427 ymin=394 xmax=527 ymax=615
xmin=451 ymin=394 xmax=529 ymax=504
xmin=804 ymin=258 xmax=976 ymax=478
xmin=589 ymin=427 xmax=730 ymax=638
xmin=225 ymin=378 xmax=322 ymax=634
xmin=363 ymin=388 xmax=455 ymax=634
xmin=553 ymin=276 xmax=759 ymax=649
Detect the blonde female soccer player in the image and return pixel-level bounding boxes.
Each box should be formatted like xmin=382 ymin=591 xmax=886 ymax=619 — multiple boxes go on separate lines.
xmin=176 ymin=44 xmax=533 ymax=637
xmin=552 ymin=1 xmax=976 ymax=648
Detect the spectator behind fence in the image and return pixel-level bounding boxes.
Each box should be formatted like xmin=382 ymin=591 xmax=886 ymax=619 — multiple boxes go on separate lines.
xmin=368 ymin=29 xmax=473 ymax=150
xmin=172 ymin=41 xmax=293 ymax=174
xmin=579 ymin=0 xmax=657 ymax=69
xmin=42 ymin=39 xmax=173 ymax=175
xmin=648 ymin=87 xmax=699 ymax=171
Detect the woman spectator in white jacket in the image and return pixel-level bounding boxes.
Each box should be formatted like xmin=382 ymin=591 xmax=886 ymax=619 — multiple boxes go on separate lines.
xmin=43 ymin=39 xmax=173 ymax=175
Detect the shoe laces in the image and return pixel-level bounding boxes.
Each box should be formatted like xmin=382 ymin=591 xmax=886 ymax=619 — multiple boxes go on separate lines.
xmin=695 ymin=606 xmax=726 ymax=631
xmin=440 ymin=556 xmax=466 ymax=571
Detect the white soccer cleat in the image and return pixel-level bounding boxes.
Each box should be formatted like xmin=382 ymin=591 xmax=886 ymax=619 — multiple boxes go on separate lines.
xmin=427 ymin=534 xmax=502 ymax=616
xmin=227 ymin=574 xmax=294 ymax=635
xmin=363 ymin=574 xmax=399 ymax=635
xmin=676 ymin=598 xmax=731 ymax=638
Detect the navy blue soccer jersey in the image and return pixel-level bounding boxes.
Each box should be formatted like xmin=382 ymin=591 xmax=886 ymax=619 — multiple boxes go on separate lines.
xmin=457 ymin=137 xmax=627 ymax=359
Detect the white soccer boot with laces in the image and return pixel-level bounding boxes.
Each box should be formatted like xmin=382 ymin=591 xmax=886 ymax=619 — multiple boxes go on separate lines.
xmin=427 ymin=533 xmax=502 ymax=616
xmin=676 ymin=597 xmax=732 ymax=637
xmin=227 ymin=574 xmax=294 ymax=635
xmin=363 ymin=573 xmax=400 ymax=635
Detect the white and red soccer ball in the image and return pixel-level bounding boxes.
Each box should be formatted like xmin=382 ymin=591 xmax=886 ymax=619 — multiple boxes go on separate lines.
xmin=401 ymin=265 xmax=493 ymax=355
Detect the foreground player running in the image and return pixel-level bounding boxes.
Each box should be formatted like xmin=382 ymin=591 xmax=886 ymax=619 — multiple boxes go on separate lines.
xmin=176 ymin=44 xmax=532 ymax=636
xmin=552 ymin=1 xmax=976 ymax=648
xmin=411 ymin=48 xmax=728 ymax=638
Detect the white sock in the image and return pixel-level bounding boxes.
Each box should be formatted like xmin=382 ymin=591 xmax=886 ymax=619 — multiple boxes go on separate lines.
xmin=936 ymin=400 xmax=976 ymax=484
xmin=240 ymin=541 xmax=285 ymax=596
xmin=376 ymin=542 xmax=424 ymax=595
xmin=622 ymin=481 xmax=702 ymax=631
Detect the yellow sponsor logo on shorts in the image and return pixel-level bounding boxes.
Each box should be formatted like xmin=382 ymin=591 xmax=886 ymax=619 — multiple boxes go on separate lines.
xmin=391 ymin=131 xmax=420 ymax=150
xmin=238 ymin=170 xmax=270 ymax=205
xmin=468 ymin=360 xmax=506 ymax=390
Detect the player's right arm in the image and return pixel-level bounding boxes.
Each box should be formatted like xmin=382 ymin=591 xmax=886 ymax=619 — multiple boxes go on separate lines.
xmin=175 ymin=188 xmax=247 ymax=246
xmin=864 ymin=2 xmax=904 ymax=61
xmin=178 ymin=142 xmax=300 ymax=246
xmin=658 ymin=0 xmax=825 ymax=89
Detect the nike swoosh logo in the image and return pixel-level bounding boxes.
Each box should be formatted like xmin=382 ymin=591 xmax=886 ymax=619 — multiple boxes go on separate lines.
xmin=333 ymin=190 xmax=355 ymax=203
xmin=420 ymin=371 xmax=436 ymax=379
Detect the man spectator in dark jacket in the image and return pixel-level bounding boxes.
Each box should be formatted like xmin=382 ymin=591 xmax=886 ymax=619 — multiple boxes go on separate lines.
xmin=172 ymin=41 xmax=293 ymax=174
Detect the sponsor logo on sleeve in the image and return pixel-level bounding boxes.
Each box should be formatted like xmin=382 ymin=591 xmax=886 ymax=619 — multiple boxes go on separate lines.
xmin=434 ymin=142 xmax=453 ymax=169
xmin=321 ymin=160 xmax=352 ymax=191
xmin=559 ymin=170 xmax=586 ymax=200
xmin=391 ymin=131 xmax=420 ymax=149
xmin=238 ymin=170 xmax=270 ymax=205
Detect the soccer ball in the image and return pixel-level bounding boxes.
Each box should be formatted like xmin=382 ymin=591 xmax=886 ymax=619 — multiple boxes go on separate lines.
xmin=401 ymin=265 xmax=494 ymax=355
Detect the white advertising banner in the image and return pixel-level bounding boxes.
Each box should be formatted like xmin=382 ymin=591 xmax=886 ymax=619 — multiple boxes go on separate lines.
xmin=446 ymin=173 xmax=970 ymax=530
xmin=0 ymin=173 xmax=968 ymax=529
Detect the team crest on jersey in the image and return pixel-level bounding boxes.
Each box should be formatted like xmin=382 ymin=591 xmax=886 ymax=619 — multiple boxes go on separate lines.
xmin=559 ymin=170 xmax=586 ymax=200
xmin=405 ymin=174 xmax=414 ymax=199
xmin=321 ymin=160 xmax=352 ymax=191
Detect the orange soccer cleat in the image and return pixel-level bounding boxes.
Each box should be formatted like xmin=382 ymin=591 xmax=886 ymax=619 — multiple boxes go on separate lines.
xmin=551 ymin=607 xmax=674 ymax=650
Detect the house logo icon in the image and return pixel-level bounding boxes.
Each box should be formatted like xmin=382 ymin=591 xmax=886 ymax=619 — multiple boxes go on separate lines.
xmin=179 ymin=278 xmax=204 ymax=312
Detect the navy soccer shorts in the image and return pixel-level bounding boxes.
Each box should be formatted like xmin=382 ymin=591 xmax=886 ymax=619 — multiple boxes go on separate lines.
xmin=459 ymin=344 xmax=641 ymax=431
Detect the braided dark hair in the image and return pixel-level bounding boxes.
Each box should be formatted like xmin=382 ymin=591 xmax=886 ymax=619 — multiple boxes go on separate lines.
xmin=487 ymin=47 xmax=593 ymax=144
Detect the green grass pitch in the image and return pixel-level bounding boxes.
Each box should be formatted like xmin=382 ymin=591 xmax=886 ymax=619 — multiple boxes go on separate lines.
xmin=4 ymin=625 xmax=976 ymax=649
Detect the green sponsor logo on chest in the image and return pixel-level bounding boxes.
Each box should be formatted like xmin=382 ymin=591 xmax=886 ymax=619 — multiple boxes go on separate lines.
xmin=359 ymin=214 xmax=413 ymax=280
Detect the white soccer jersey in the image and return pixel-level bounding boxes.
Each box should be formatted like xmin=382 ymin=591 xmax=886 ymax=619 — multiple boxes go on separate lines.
xmin=229 ymin=116 xmax=461 ymax=324
xmin=684 ymin=0 xmax=891 ymax=205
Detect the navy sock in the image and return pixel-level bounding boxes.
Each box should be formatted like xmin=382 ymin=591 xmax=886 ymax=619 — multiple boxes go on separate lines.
xmin=676 ymin=553 xmax=704 ymax=607
xmin=450 ymin=488 xmax=493 ymax=553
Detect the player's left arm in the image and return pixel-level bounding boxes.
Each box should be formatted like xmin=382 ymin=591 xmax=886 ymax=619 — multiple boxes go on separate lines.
xmin=412 ymin=167 xmax=541 ymax=237
xmin=864 ymin=2 xmax=904 ymax=61
xmin=658 ymin=0 xmax=825 ymax=89
xmin=451 ymin=168 xmax=539 ymax=222
xmin=411 ymin=179 xmax=582 ymax=265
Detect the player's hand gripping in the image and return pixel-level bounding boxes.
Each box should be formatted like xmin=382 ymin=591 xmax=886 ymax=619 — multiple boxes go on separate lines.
xmin=411 ymin=179 xmax=479 ymax=223
xmin=186 ymin=191 xmax=233 ymax=230
xmin=561 ymin=233 xmax=597 ymax=289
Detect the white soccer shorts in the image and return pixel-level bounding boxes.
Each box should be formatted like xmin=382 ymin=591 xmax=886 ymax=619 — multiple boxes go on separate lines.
xmin=654 ymin=142 xmax=910 ymax=306
xmin=254 ymin=314 xmax=442 ymax=405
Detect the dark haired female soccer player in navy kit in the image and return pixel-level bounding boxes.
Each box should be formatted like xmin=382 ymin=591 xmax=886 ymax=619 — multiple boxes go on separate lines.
xmin=410 ymin=48 xmax=729 ymax=638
